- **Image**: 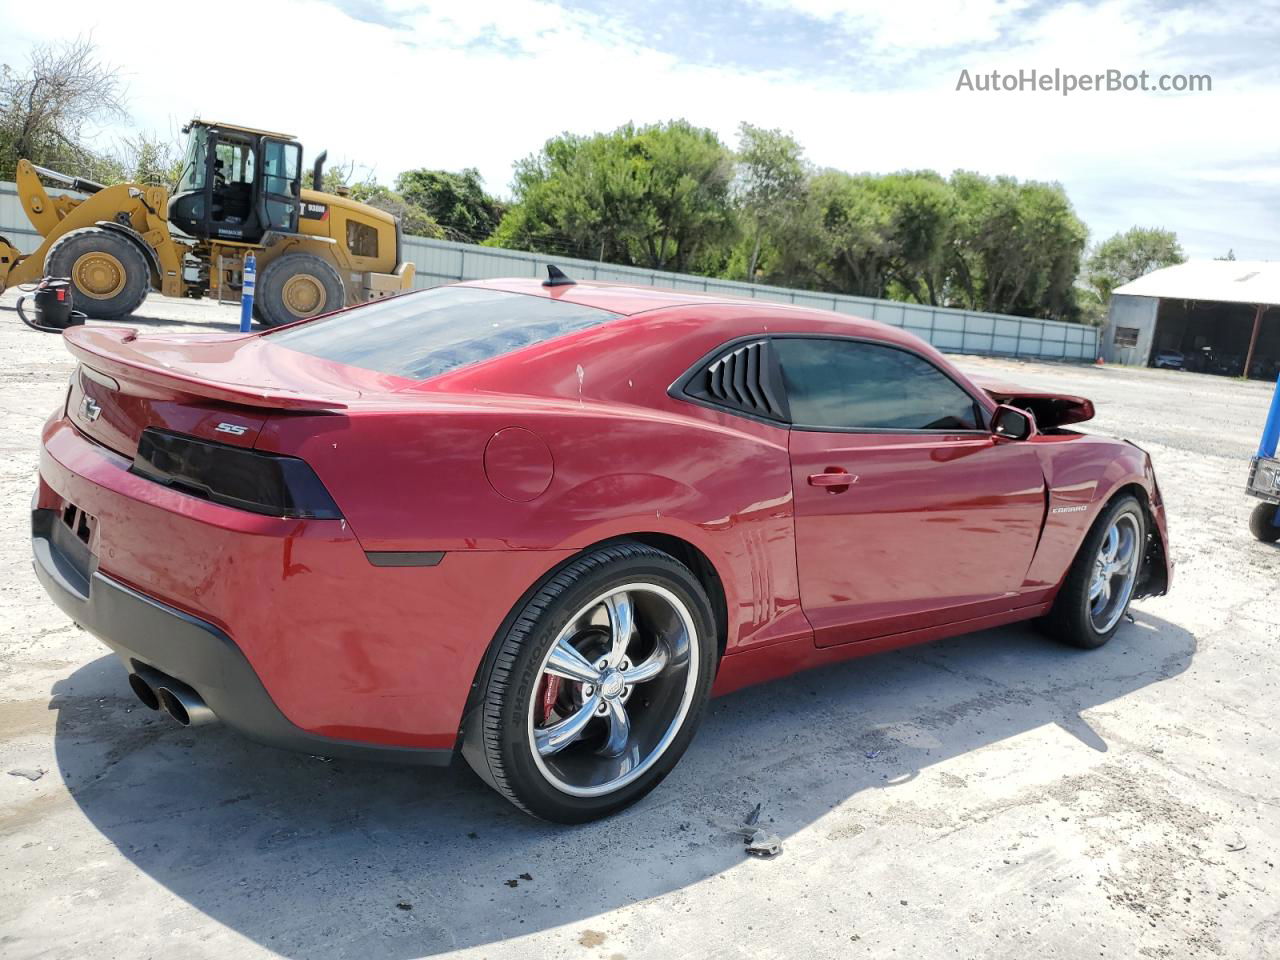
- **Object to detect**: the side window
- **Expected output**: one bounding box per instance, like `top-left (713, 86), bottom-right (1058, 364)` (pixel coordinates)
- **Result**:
top-left (346, 220), bottom-right (379, 258)
top-left (262, 140), bottom-right (299, 197)
top-left (775, 338), bottom-right (981, 431)
top-left (213, 139), bottom-right (253, 185)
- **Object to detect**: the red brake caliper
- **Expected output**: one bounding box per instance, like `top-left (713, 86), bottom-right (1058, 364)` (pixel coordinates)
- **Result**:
top-left (537, 674), bottom-right (562, 724)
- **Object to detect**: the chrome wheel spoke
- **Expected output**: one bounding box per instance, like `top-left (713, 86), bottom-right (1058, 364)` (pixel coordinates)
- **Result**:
top-left (535, 694), bottom-right (601, 756)
top-left (622, 644), bottom-right (669, 684)
top-left (545, 637), bottom-right (603, 684)
top-left (604, 591), bottom-right (635, 665)
top-left (1102, 526), bottom-right (1119, 562)
top-left (1115, 531), bottom-right (1137, 569)
top-left (1089, 576), bottom-right (1107, 600)
top-left (597, 698), bottom-right (632, 757)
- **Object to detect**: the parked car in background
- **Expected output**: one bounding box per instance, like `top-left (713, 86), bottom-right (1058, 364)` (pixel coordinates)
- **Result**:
top-left (1153, 349), bottom-right (1184, 370)
top-left (32, 275), bottom-right (1172, 822)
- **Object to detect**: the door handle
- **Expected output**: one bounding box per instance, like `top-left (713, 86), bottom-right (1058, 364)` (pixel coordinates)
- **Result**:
top-left (808, 470), bottom-right (856, 488)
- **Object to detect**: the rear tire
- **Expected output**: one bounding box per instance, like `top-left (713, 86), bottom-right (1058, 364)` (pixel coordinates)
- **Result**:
top-left (1249, 502), bottom-right (1280, 542)
top-left (463, 541), bottom-right (716, 823)
top-left (1044, 495), bottom-right (1146, 650)
top-left (45, 227), bottom-right (150, 320)
top-left (255, 252), bottom-right (344, 328)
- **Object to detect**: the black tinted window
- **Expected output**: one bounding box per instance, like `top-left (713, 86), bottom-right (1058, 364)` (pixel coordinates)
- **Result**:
top-left (775, 338), bottom-right (980, 430)
top-left (268, 286), bottom-right (619, 380)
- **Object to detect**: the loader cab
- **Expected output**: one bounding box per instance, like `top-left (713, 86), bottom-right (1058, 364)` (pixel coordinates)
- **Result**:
top-left (169, 121), bottom-right (302, 244)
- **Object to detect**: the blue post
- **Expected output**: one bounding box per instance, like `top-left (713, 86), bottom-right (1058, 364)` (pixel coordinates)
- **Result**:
top-left (239, 253), bottom-right (256, 333)
top-left (1258, 373), bottom-right (1280, 458)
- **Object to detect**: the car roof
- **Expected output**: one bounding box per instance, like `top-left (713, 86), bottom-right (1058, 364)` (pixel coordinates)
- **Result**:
top-left (461, 277), bottom-right (807, 318)
top-left (458, 276), bottom-right (932, 354)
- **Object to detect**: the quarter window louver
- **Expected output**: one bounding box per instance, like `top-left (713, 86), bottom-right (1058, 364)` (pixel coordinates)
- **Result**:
top-left (688, 340), bottom-right (788, 421)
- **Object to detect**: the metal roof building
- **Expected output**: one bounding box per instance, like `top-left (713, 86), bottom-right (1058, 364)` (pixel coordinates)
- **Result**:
top-left (1103, 260), bottom-right (1280, 377)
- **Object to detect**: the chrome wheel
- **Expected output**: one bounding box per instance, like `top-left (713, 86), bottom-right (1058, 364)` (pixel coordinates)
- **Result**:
top-left (1088, 512), bottom-right (1141, 633)
top-left (527, 583), bottom-right (699, 798)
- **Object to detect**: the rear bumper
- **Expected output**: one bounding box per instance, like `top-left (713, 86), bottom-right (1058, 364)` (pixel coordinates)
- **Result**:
top-left (33, 506), bottom-right (452, 765)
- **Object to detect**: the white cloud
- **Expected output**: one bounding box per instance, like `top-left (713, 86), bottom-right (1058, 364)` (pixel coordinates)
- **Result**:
top-left (747, 0), bottom-right (1036, 54)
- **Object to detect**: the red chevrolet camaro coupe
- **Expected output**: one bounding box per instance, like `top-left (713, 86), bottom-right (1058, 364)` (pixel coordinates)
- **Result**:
top-left (32, 273), bottom-right (1170, 821)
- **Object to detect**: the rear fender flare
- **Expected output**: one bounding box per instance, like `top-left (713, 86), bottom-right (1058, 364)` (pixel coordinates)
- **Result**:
top-left (455, 518), bottom-right (735, 755)
top-left (538, 472), bottom-right (737, 622)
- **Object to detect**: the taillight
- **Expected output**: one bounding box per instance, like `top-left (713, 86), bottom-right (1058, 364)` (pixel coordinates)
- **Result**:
top-left (131, 429), bottom-right (342, 519)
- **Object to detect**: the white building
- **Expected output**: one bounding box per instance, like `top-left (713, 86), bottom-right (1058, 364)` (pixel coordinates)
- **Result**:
top-left (1103, 260), bottom-right (1280, 378)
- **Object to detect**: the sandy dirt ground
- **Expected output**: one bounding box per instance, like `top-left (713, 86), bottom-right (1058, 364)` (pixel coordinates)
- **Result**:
top-left (0, 289), bottom-right (1277, 960)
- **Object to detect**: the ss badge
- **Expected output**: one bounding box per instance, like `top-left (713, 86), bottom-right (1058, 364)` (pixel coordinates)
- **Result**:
top-left (215, 422), bottom-right (248, 436)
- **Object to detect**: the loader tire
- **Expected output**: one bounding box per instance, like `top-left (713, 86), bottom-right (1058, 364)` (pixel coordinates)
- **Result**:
top-left (255, 253), bottom-right (345, 328)
top-left (45, 228), bottom-right (150, 320)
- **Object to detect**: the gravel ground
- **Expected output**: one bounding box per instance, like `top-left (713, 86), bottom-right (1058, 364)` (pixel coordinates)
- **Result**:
top-left (1, 289), bottom-right (1277, 960)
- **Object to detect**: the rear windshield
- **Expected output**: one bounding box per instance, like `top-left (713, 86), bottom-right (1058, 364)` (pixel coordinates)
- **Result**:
top-left (266, 286), bottom-right (620, 380)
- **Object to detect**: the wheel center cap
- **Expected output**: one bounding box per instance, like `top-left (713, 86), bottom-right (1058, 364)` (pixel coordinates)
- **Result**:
top-left (600, 672), bottom-right (626, 699)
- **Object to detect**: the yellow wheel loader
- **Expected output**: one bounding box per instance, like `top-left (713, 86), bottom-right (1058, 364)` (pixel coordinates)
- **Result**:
top-left (0, 120), bottom-right (416, 327)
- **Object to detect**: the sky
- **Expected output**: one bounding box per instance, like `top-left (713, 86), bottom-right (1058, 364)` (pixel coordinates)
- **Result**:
top-left (2, 0), bottom-right (1277, 259)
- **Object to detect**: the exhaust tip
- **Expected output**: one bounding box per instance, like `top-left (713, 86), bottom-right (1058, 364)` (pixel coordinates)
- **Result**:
top-left (156, 684), bottom-right (216, 727)
top-left (128, 672), bottom-right (160, 711)
top-left (157, 687), bottom-right (190, 725)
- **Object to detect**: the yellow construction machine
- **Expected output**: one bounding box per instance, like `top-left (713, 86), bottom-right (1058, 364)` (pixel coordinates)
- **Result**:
top-left (0, 120), bottom-right (415, 326)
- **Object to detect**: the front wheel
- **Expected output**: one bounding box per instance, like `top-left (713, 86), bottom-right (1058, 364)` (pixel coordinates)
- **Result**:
top-left (1249, 501), bottom-right (1280, 542)
top-left (1044, 495), bottom-right (1147, 650)
top-left (463, 542), bottom-right (716, 822)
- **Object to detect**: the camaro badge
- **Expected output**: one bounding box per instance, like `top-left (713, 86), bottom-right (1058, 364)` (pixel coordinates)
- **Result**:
top-left (80, 396), bottom-right (101, 422)
top-left (1051, 504), bottom-right (1087, 513)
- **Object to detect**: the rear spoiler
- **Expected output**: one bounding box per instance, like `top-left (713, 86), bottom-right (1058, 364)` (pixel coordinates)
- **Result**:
top-left (971, 376), bottom-right (1094, 428)
top-left (62, 327), bottom-right (349, 411)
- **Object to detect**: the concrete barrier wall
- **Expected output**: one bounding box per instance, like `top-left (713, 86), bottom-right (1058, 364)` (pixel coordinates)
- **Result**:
top-left (2, 181), bottom-right (1098, 361)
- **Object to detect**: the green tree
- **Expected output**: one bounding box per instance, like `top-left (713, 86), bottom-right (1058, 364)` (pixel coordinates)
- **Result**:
top-left (491, 120), bottom-right (737, 272)
top-left (493, 130), bottom-right (648, 263)
top-left (1085, 226), bottom-right (1186, 302)
top-left (878, 171), bottom-right (957, 306)
top-left (767, 170), bottom-right (960, 305)
top-left (735, 123), bottom-right (807, 281)
top-left (949, 172), bottom-right (1087, 320)
top-left (770, 170), bottom-right (895, 296)
top-left (395, 168), bottom-right (503, 243)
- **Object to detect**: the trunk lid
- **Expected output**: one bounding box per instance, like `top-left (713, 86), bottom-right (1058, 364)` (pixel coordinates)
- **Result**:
top-left (62, 326), bottom-right (412, 458)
